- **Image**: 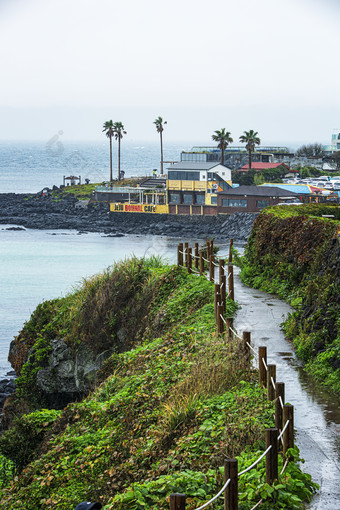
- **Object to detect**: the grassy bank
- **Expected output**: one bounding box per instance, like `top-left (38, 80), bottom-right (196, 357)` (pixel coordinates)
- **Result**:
top-left (237, 204), bottom-right (340, 393)
top-left (53, 177), bottom-right (147, 199)
top-left (0, 258), bottom-right (317, 509)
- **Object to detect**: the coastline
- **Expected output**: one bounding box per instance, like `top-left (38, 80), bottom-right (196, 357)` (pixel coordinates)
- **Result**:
top-left (0, 192), bottom-right (257, 240)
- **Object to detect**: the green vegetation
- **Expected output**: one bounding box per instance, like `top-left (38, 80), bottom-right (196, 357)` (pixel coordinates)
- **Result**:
top-left (0, 258), bottom-right (317, 508)
top-left (237, 204), bottom-right (340, 393)
top-left (232, 165), bottom-right (340, 186)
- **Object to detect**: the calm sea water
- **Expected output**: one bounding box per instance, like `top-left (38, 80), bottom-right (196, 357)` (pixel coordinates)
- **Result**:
top-left (0, 226), bottom-right (183, 378)
top-left (0, 140), bottom-right (192, 194)
top-left (0, 140), bottom-right (194, 378)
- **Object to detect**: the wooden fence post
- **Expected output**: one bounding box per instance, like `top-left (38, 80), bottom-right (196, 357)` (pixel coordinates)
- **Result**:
top-left (184, 242), bottom-right (189, 268)
top-left (242, 331), bottom-right (251, 366)
top-left (188, 248), bottom-right (192, 274)
top-left (275, 382), bottom-right (285, 446)
top-left (228, 238), bottom-right (233, 264)
top-left (219, 258), bottom-right (225, 286)
top-left (217, 303), bottom-right (224, 335)
top-left (170, 493), bottom-right (186, 510)
top-left (258, 346), bottom-right (267, 388)
top-left (199, 250), bottom-right (204, 276)
top-left (226, 317), bottom-right (234, 342)
top-left (214, 284), bottom-right (221, 321)
top-left (194, 242), bottom-right (199, 270)
top-left (177, 243), bottom-right (183, 267)
top-left (228, 265), bottom-right (234, 301)
top-left (266, 428), bottom-right (278, 485)
top-left (222, 274), bottom-right (227, 314)
top-left (209, 255), bottom-right (215, 282)
top-left (224, 458), bottom-right (238, 510)
top-left (267, 364), bottom-right (276, 401)
top-left (283, 405), bottom-right (294, 457)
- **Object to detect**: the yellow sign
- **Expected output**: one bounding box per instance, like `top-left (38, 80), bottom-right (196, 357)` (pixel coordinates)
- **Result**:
top-left (110, 203), bottom-right (169, 214)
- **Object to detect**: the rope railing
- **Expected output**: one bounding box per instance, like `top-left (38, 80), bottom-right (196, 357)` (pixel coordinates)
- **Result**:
top-left (249, 498), bottom-right (264, 510)
top-left (193, 478), bottom-right (231, 510)
top-left (229, 326), bottom-right (242, 341)
top-left (277, 419), bottom-right (290, 441)
top-left (238, 446), bottom-right (272, 476)
top-left (247, 341), bottom-right (257, 354)
top-left (173, 239), bottom-right (295, 510)
top-left (271, 376), bottom-right (276, 391)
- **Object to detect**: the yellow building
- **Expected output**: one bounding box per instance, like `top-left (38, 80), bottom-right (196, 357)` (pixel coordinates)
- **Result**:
top-left (166, 162), bottom-right (232, 213)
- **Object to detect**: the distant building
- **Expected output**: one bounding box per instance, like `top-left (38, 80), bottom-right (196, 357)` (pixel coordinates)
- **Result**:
top-left (217, 185), bottom-right (300, 213)
top-left (180, 146), bottom-right (293, 169)
top-left (238, 162), bottom-right (293, 172)
top-left (323, 130), bottom-right (340, 155)
top-left (167, 162), bottom-right (232, 214)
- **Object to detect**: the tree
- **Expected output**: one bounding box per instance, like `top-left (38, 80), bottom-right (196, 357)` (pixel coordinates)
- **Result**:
top-left (296, 143), bottom-right (324, 158)
top-left (239, 130), bottom-right (261, 170)
top-left (113, 122), bottom-right (127, 181)
top-left (102, 120), bottom-right (115, 183)
top-left (211, 128), bottom-right (233, 165)
top-left (154, 116), bottom-right (167, 175)
top-left (325, 151), bottom-right (340, 170)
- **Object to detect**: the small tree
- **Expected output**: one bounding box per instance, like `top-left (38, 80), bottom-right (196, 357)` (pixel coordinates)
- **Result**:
top-left (296, 143), bottom-right (324, 158)
top-left (113, 122), bottom-right (127, 181)
top-left (325, 151), bottom-right (340, 170)
top-left (239, 130), bottom-right (261, 170)
top-left (154, 117), bottom-right (167, 175)
top-left (102, 120), bottom-right (115, 183)
top-left (211, 128), bottom-right (233, 165)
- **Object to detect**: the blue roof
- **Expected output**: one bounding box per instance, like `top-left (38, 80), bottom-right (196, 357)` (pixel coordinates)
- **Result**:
top-left (260, 183), bottom-right (312, 194)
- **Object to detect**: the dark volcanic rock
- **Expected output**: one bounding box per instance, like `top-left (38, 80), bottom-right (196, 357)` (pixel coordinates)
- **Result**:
top-left (0, 192), bottom-right (257, 241)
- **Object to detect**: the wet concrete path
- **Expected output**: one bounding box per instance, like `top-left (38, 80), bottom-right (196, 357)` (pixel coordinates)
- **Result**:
top-left (233, 268), bottom-right (340, 509)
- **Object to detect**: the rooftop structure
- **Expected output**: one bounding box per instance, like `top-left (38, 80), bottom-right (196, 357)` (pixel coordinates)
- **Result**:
top-left (180, 145), bottom-right (293, 169)
top-left (239, 162), bottom-right (292, 172)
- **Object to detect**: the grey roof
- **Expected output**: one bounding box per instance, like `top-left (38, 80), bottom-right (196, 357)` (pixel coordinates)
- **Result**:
top-left (219, 185), bottom-right (299, 197)
top-left (167, 162), bottom-right (229, 171)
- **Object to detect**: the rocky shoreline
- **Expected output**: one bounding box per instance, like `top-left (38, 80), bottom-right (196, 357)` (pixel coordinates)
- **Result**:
top-left (0, 192), bottom-right (257, 240)
top-left (0, 191), bottom-right (258, 422)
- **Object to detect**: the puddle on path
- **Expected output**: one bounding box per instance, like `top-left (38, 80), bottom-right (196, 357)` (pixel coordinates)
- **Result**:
top-left (233, 269), bottom-right (340, 510)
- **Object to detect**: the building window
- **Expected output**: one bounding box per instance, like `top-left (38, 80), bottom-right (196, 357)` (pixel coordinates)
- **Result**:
top-left (222, 198), bottom-right (247, 207)
top-left (168, 171), bottom-right (200, 181)
top-left (195, 194), bottom-right (205, 205)
top-left (183, 194), bottom-right (193, 204)
top-left (211, 196), bottom-right (217, 205)
top-left (256, 200), bottom-right (270, 208)
top-left (169, 193), bottom-right (180, 204)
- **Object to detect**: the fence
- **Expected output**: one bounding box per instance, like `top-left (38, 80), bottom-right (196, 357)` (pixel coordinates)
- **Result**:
top-left (171, 239), bottom-right (294, 510)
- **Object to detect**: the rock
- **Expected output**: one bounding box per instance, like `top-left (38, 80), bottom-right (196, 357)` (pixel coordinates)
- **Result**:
top-left (35, 339), bottom-right (115, 408)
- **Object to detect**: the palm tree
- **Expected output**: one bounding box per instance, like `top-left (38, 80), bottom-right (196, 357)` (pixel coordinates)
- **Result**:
top-left (102, 120), bottom-right (115, 183)
top-left (113, 122), bottom-right (127, 181)
top-left (239, 130), bottom-right (261, 170)
top-left (154, 116), bottom-right (167, 175)
top-left (211, 128), bottom-right (233, 165)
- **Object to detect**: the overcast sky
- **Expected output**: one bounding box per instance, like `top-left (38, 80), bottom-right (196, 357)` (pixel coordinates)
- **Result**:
top-left (0, 0), bottom-right (339, 146)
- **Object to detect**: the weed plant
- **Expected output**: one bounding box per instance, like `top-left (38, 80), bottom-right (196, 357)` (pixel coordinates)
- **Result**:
top-left (0, 257), bottom-right (318, 508)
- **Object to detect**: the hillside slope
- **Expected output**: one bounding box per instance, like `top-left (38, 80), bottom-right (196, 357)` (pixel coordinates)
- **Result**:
top-left (0, 257), bottom-right (317, 509)
top-left (238, 204), bottom-right (340, 393)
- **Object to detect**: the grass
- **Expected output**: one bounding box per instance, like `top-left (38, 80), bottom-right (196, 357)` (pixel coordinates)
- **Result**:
top-left (0, 257), bottom-right (318, 509)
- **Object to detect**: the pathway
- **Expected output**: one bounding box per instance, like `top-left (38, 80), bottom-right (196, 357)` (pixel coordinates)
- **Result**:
top-left (233, 268), bottom-right (340, 510)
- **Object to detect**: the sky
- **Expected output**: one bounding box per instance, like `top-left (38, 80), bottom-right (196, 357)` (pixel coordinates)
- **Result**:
top-left (0, 0), bottom-right (339, 146)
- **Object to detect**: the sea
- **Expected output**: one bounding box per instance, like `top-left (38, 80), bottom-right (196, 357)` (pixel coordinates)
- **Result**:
top-left (0, 139), bottom-right (208, 379)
